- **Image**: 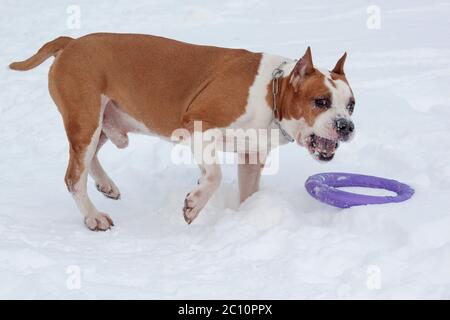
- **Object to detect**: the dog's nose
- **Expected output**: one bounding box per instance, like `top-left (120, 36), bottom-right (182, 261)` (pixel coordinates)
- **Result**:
top-left (335, 118), bottom-right (354, 138)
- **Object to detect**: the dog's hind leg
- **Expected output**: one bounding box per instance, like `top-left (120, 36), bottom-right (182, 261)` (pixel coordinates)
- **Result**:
top-left (54, 90), bottom-right (114, 231)
top-left (65, 119), bottom-right (114, 230)
top-left (47, 49), bottom-right (115, 230)
top-left (89, 131), bottom-right (121, 200)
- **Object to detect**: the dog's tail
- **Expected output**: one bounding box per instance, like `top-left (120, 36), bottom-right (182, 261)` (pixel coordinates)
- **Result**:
top-left (9, 36), bottom-right (74, 71)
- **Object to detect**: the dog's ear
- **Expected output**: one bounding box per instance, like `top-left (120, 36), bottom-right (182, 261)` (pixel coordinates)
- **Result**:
top-left (290, 47), bottom-right (314, 91)
top-left (331, 52), bottom-right (347, 75)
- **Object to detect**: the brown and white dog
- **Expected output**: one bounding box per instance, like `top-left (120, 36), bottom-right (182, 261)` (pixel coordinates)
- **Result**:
top-left (9, 33), bottom-right (355, 231)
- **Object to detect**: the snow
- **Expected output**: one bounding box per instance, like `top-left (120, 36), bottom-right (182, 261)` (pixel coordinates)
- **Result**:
top-left (1, 0), bottom-right (450, 299)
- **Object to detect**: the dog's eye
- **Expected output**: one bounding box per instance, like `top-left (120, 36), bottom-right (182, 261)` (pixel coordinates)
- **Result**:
top-left (347, 100), bottom-right (355, 114)
top-left (314, 98), bottom-right (330, 109)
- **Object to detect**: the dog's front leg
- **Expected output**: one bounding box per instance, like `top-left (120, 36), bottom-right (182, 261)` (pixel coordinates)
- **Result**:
top-left (183, 132), bottom-right (222, 224)
top-left (238, 153), bottom-right (265, 203)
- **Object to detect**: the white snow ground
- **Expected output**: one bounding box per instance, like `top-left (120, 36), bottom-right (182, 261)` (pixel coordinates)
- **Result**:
top-left (1, 0), bottom-right (450, 299)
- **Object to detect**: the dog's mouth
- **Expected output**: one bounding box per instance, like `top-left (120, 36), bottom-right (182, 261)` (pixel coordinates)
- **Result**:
top-left (306, 134), bottom-right (339, 162)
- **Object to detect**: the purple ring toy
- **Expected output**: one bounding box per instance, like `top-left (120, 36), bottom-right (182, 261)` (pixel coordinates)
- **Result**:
top-left (305, 172), bottom-right (414, 208)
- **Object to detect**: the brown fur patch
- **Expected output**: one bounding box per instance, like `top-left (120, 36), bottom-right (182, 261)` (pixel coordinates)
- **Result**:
top-left (266, 68), bottom-right (332, 126)
top-left (330, 72), bottom-right (348, 83)
top-left (181, 53), bottom-right (262, 132)
top-left (330, 72), bottom-right (354, 98)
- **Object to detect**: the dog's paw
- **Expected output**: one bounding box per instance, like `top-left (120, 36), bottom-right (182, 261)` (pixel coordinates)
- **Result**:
top-left (182, 191), bottom-right (207, 225)
top-left (96, 181), bottom-right (121, 200)
top-left (84, 213), bottom-right (114, 231)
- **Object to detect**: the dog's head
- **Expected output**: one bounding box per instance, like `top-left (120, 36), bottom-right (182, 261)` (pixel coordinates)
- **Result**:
top-left (281, 47), bottom-right (355, 162)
